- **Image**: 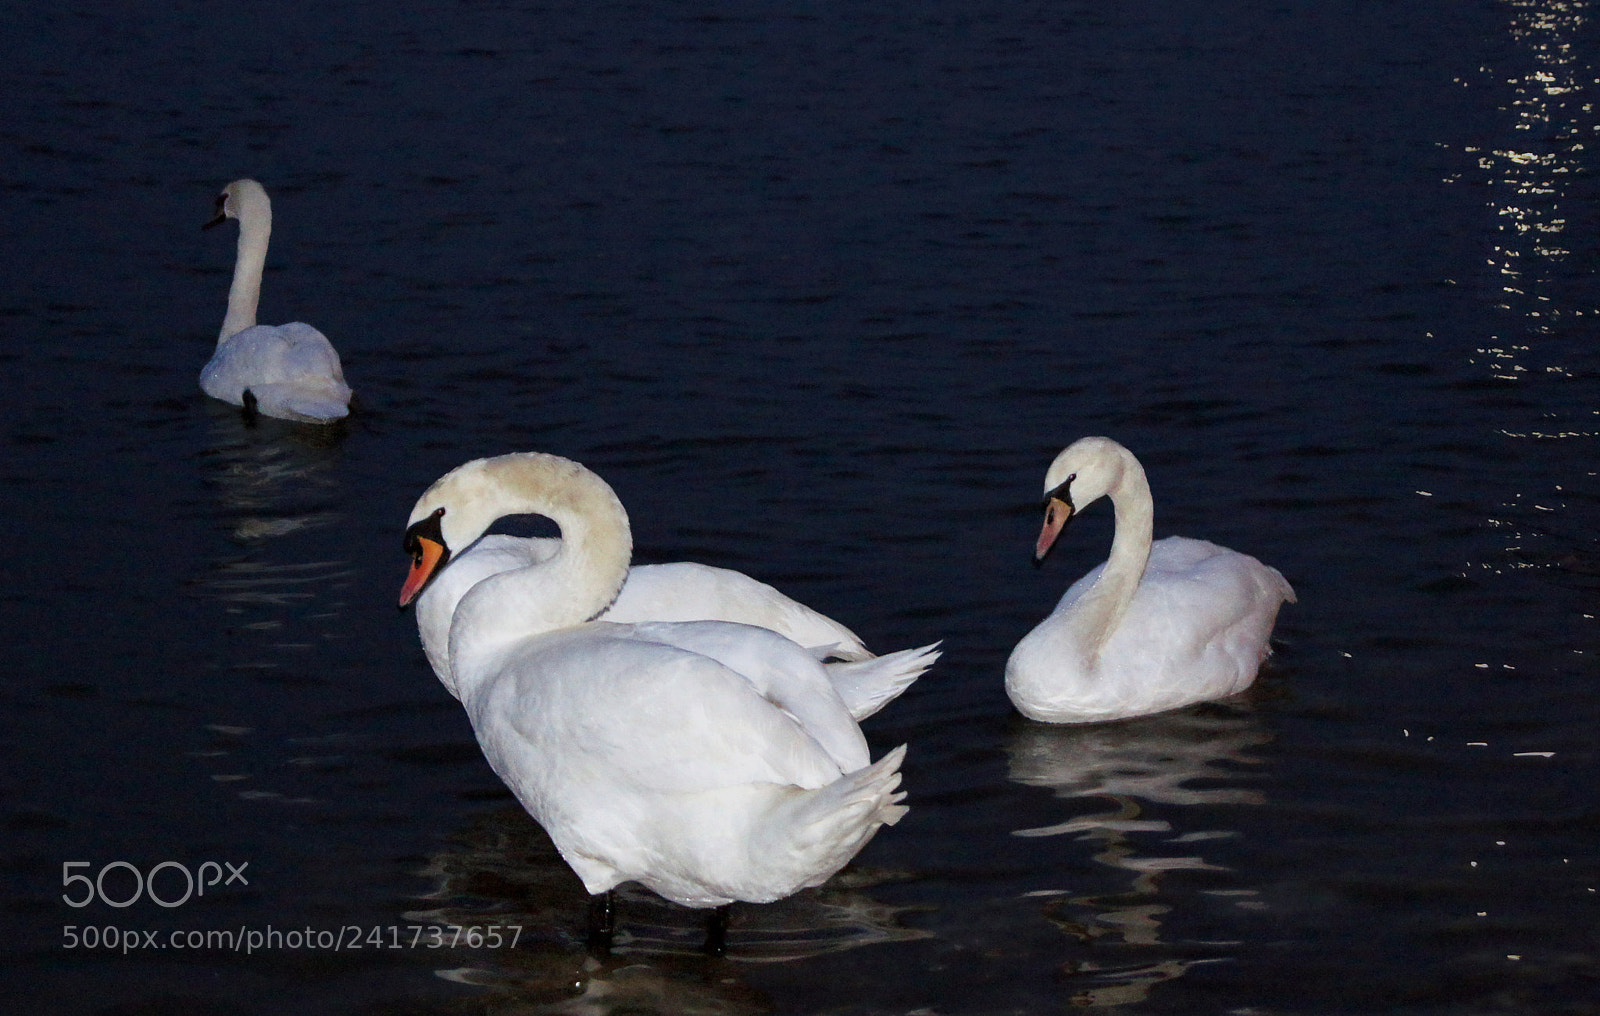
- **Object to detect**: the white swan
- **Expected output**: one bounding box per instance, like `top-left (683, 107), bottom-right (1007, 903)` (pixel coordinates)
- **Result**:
top-left (1006, 437), bottom-right (1295, 724)
top-left (397, 452), bottom-right (909, 945)
top-left (200, 179), bottom-right (352, 423)
top-left (413, 532), bottom-right (939, 717)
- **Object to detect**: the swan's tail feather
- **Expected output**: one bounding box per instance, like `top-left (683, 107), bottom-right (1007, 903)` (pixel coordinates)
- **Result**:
top-left (826, 643), bottom-right (941, 721)
top-left (1268, 565), bottom-right (1297, 604)
top-left (756, 745), bottom-right (908, 899)
top-left (823, 743), bottom-right (909, 828)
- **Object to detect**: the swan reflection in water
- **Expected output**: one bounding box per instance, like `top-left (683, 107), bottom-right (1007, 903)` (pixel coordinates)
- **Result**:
top-left (405, 805), bottom-right (929, 1014)
top-left (186, 409), bottom-right (356, 797)
top-left (1006, 702), bottom-right (1271, 1007)
top-left (195, 408), bottom-right (352, 626)
top-left (199, 403), bottom-right (347, 542)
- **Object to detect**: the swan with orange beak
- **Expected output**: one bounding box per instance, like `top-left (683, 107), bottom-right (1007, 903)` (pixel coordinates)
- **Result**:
top-left (1006, 437), bottom-right (1295, 724)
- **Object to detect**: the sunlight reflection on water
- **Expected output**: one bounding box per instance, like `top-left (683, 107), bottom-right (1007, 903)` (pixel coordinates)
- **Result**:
top-left (1470, 0), bottom-right (1597, 381)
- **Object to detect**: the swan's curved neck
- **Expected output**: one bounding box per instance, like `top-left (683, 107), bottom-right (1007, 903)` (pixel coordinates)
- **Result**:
top-left (1069, 450), bottom-right (1153, 659)
top-left (443, 457), bottom-right (632, 692)
top-left (220, 200), bottom-right (271, 343)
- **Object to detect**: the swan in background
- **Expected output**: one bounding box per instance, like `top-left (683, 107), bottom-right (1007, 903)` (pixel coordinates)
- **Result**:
top-left (413, 532), bottom-right (939, 717)
top-left (200, 179), bottom-right (352, 423)
top-left (1006, 437), bottom-right (1295, 724)
top-left (398, 452), bottom-right (910, 953)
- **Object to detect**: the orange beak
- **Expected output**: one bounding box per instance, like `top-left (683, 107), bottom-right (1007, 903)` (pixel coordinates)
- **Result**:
top-left (398, 536), bottom-right (448, 608)
top-left (1034, 496), bottom-right (1073, 563)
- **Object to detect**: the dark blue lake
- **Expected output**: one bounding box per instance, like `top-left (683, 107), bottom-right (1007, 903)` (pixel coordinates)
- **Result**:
top-left (4, 1), bottom-right (1597, 1012)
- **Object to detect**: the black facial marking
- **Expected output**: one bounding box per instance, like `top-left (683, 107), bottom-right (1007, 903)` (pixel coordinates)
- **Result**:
top-left (403, 507), bottom-right (448, 564)
top-left (1042, 472), bottom-right (1077, 513)
top-left (202, 193), bottom-right (229, 230)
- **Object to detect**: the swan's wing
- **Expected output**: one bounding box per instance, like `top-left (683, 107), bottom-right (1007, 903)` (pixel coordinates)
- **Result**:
top-left (220, 324), bottom-right (339, 384)
top-left (621, 620), bottom-right (871, 773)
top-left (201, 323), bottom-right (351, 419)
top-left (823, 642), bottom-right (941, 720)
top-left (1129, 537), bottom-right (1293, 659)
top-left (1145, 537), bottom-right (1293, 604)
top-left (199, 329), bottom-right (263, 403)
top-left (276, 322), bottom-right (347, 377)
top-left (474, 625), bottom-right (852, 796)
top-left (607, 563), bottom-right (870, 659)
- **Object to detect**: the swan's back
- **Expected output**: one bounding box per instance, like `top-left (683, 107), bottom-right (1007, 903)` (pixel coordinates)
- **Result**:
top-left (201, 322), bottom-right (351, 422)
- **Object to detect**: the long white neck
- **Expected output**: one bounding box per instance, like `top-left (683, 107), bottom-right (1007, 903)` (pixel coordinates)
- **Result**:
top-left (414, 535), bottom-right (559, 696)
top-left (220, 196), bottom-right (271, 343)
top-left (1066, 448), bottom-right (1153, 660)
top-left (435, 456), bottom-right (632, 695)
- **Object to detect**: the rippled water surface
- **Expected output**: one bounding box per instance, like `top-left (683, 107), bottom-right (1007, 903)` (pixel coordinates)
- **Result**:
top-left (4, 1), bottom-right (1598, 1013)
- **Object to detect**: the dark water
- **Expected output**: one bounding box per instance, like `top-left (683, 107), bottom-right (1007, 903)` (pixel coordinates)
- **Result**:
top-left (4, 1), bottom-right (1598, 1012)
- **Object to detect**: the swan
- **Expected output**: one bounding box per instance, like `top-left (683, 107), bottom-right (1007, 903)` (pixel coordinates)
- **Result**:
top-left (1005, 437), bottom-right (1295, 724)
top-left (412, 532), bottom-right (939, 717)
top-left (398, 452), bottom-right (910, 952)
top-left (200, 179), bottom-right (352, 423)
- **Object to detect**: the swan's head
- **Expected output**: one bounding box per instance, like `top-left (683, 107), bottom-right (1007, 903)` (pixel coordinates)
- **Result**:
top-left (400, 506), bottom-right (452, 608)
top-left (1034, 436), bottom-right (1134, 562)
top-left (398, 452), bottom-right (630, 608)
top-left (203, 178), bottom-right (270, 231)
